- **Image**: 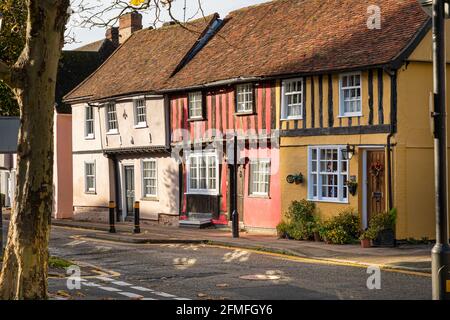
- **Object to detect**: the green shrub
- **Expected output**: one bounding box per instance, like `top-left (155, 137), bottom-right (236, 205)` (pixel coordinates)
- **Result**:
top-left (276, 221), bottom-right (291, 239)
top-left (276, 200), bottom-right (318, 241)
top-left (319, 208), bottom-right (360, 244)
top-left (364, 208), bottom-right (397, 240)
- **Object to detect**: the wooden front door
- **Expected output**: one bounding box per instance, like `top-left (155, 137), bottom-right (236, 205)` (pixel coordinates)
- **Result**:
top-left (237, 165), bottom-right (245, 222)
top-left (367, 150), bottom-right (386, 222)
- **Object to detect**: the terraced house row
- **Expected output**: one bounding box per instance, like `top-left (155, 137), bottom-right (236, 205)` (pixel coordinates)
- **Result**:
top-left (64, 0), bottom-right (450, 239)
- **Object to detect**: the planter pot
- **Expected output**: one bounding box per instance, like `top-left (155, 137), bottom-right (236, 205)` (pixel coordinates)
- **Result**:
top-left (360, 239), bottom-right (371, 248)
top-left (372, 229), bottom-right (396, 247)
top-left (313, 232), bottom-right (321, 242)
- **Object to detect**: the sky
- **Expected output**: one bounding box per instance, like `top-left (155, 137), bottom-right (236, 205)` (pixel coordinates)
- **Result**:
top-left (64, 0), bottom-right (271, 50)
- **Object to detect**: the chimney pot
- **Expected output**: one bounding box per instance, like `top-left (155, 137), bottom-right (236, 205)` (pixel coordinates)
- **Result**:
top-left (105, 27), bottom-right (119, 46)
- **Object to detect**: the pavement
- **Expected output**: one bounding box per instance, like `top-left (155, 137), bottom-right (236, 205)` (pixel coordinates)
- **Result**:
top-left (50, 218), bottom-right (433, 274)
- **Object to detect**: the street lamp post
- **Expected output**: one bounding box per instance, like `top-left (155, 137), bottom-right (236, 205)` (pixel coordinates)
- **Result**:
top-left (0, 11), bottom-right (3, 258)
top-left (418, 0), bottom-right (450, 300)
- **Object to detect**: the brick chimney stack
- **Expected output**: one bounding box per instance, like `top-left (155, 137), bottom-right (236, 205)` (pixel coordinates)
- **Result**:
top-left (105, 27), bottom-right (119, 47)
top-left (119, 12), bottom-right (143, 44)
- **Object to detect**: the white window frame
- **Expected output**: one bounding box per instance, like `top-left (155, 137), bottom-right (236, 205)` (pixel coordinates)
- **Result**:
top-left (84, 161), bottom-right (96, 193)
top-left (339, 72), bottom-right (362, 117)
top-left (85, 105), bottom-right (95, 139)
top-left (134, 98), bottom-right (147, 128)
top-left (307, 146), bottom-right (349, 203)
top-left (281, 78), bottom-right (304, 120)
top-left (249, 159), bottom-right (271, 196)
top-left (236, 83), bottom-right (254, 114)
top-left (186, 151), bottom-right (219, 195)
top-left (188, 91), bottom-right (203, 120)
top-left (105, 102), bottom-right (119, 134)
top-left (141, 159), bottom-right (158, 198)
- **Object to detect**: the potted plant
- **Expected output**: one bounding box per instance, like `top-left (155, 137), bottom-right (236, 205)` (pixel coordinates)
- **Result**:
top-left (345, 179), bottom-right (358, 196)
top-left (359, 231), bottom-right (372, 248)
top-left (366, 208), bottom-right (397, 247)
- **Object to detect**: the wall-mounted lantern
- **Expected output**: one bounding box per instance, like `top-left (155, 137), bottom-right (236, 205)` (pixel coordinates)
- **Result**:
top-left (341, 144), bottom-right (356, 161)
top-left (286, 173), bottom-right (304, 185)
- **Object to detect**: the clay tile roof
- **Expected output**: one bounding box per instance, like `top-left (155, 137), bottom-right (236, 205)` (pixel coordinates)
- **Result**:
top-left (64, 15), bottom-right (218, 102)
top-left (163, 0), bottom-right (429, 90)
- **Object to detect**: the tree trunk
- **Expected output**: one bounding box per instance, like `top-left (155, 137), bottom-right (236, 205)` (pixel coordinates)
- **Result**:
top-left (0, 0), bottom-right (69, 300)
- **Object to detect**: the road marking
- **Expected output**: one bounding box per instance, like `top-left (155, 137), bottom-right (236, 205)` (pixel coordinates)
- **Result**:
top-left (153, 291), bottom-right (177, 298)
top-left (142, 298), bottom-right (157, 300)
top-left (111, 281), bottom-right (132, 286)
top-left (99, 286), bottom-right (122, 292)
top-left (96, 276), bottom-right (115, 282)
top-left (82, 282), bottom-right (101, 287)
top-left (207, 244), bottom-right (431, 278)
top-left (174, 298), bottom-right (191, 300)
top-left (65, 240), bottom-right (86, 247)
top-left (131, 286), bottom-right (154, 292)
top-left (118, 292), bottom-right (143, 299)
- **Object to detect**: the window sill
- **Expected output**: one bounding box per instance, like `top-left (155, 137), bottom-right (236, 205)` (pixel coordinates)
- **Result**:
top-left (85, 136), bottom-right (95, 140)
top-left (142, 196), bottom-right (159, 202)
top-left (235, 111), bottom-right (256, 117)
top-left (307, 198), bottom-right (349, 204)
top-left (134, 124), bottom-right (148, 129)
top-left (338, 114), bottom-right (363, 118)
top-left (106, 131), bottom-right (119, 135)
top-left (185, 192), bottom-right (220, 196)
top-left (187, 117), bottom-right (205, 122)
top-left (281, 117), bottom-right (303, 121)
top-left (248, 194), bottom-right (271, 199)
top-left (85, 191), bottom-right (97, 195)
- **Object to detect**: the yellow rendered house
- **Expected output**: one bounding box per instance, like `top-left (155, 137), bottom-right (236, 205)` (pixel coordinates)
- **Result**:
top-left (276, 0), bottom-right (450, 240)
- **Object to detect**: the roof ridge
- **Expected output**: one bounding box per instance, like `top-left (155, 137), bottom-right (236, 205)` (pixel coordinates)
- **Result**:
top-left (228, 0), bottom-right (287, 15)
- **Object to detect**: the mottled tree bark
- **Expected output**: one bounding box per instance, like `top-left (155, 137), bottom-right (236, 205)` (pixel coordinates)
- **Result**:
top-left (0, 0), bottom-right (70, 300)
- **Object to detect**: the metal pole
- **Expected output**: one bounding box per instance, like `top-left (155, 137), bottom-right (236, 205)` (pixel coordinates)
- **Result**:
top-left (109, 201), bottom-right (116, 233)
top-left (134, 201), bottom-right (140, 234)
top-left (232, 135), bottom-right (239, 238)
top-left (0, 181), bottom-right (3, 257)
top-left (431, 0), bottom-right (450, 300)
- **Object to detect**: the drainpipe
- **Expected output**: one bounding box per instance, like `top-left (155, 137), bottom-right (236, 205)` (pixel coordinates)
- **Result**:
top-left (386, 69), bottom-right (398, 211)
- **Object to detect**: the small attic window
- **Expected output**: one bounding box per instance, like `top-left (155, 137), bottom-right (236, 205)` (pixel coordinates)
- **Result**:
top-left (188, 91), bottom-right (204, 120)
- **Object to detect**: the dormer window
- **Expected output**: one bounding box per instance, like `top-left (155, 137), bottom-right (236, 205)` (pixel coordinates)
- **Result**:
top-left (106, 102), bottom-right (118, 134)
top-left (134, 98), bottom-right (147, 128)
top-left (236, 83), bottom-right (254, 114)
top-left (188, 91), bottom-right (204, 120)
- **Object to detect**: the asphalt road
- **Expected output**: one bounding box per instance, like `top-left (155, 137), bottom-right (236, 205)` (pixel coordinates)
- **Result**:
top-left (42, 226), bottom-right (432, 300)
